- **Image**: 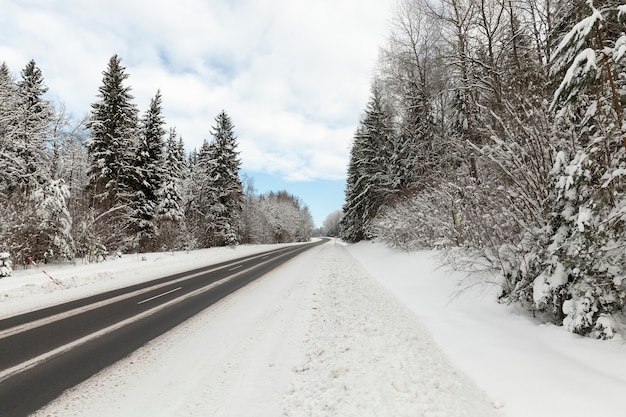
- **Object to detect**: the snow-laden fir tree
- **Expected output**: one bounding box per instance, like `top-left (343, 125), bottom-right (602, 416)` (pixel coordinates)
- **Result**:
top-left (341, 85), bottom-right (395, 242)
top-left (16, 59), bottom-right (52, 190)
top-left (184, 139), bottom-right (213, 248)
top-left (0, 62), bottom-right (21, 195)
top-left (155, 128), bottom-right (187, 250)
top-left (204, 111), bottom-right (244, 246)
top-left (86, 54), bottom-right (140, 253)
top-left (0, 63), bottom-right (22, 257)
top-left (0, 61), bottom-right (74, 263)
top-left (380, 0), bottom-right (440, 189)
top-left (128, 90), bottom-right (166, 251)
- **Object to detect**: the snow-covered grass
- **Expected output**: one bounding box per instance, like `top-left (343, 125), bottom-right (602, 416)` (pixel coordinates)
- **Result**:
top-left (1, 239), bottom-right (625, 416)
top-left (346, 241), bottom-right (626, 417)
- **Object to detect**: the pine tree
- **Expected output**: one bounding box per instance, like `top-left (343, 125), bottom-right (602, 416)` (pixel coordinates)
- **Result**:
top-left (394, 82), bottom-right (435, 189)
top-left (128, 90), bottom-right (166, 250)
top-left (0, 61), bottom-right (74, 262)
top-left (86, 54), bottom-right (140, 252)
top-left (16, 59), bottom-right (51, 191)
top-left (185, 139), bottom-right (214, 247)
top-left (156, 128), bottom-right (186, 250)
top-left (341, 86), bottom-right (395, 242)
top-left (0, 62), bottom-right (21, 194)
top-left (204, 111), bottom-right (244, 246)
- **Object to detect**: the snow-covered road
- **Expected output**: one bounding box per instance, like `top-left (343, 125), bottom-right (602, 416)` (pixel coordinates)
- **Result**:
top-left (3, 239), bottom-right (625, 417)
top-left (28, 241), bottom-right (500, 416)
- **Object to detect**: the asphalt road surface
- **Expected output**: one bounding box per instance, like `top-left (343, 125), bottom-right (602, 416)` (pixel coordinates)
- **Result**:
top-left (0, 240), bottom-right (326, 416)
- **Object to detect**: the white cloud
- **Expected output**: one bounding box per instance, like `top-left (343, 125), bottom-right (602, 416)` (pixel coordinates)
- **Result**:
top-left (0, 0), bottom-right (392, 182)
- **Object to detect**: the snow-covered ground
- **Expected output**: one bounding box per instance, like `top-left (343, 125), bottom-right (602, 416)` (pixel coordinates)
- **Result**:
top-left (1, 239), bottom-right (625, 416)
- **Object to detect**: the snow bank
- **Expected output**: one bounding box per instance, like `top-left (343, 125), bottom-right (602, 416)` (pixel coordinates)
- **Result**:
top-left (285, 243), bottom-right (501, 416)
top-left (347, 241), bottom-right (626, 417)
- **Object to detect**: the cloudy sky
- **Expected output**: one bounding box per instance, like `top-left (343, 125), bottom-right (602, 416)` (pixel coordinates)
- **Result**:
top-left (0, 0), bottom-right (393, 226)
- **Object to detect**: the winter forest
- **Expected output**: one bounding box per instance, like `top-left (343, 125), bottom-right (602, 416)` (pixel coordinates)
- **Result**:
top-left (0, 54), bottom-right (313, 270)
top-left (341, 0), bottom-right (626, 339)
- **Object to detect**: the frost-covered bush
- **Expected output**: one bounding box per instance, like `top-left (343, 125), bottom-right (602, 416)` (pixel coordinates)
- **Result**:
top-left (370, 187), bottom-right (454, 251)
top-left (0, 252), bottom-right (12, 277)
top-left (32, 179), bottom-right (75, 260)
top-left (372, 178), bottom-right (525, 266)
top-left (497, 1), bottom-right (626, 339)
top-left (503, 144), bottom-right (626, 339)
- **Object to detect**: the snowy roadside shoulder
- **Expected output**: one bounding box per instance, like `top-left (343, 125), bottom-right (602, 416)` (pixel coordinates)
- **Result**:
top-left (285, 242), bottom-right (502, 417)
top-left (346, 240), bottom-right (626, 417)
top-left (0, 243), bottom-right (301, 318)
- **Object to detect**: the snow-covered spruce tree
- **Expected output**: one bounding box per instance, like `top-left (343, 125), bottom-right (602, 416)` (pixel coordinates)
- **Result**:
top-left (380, 0), bottom-right (439, 190)
top-left (0, 63), bottom-right (22, 194)
top-left (184, 141), bottom-right (211, 248)
top-left (127, 90), bottom-right (166, 251)
top-left (0, 62), bottom-right (18, 255)
top-left (86, 55), bottom-right (140, 254)
top-left (203, 111), bottom-right (244, 247)
top-left (0, 61), bottom-right (75, 263)
top-left (16, 59), bottom-right (52, 191)
top-left (341, 85), bottom-right (395, 242)
top-left (155, 128), bottom-right (187, 250)
top-left (0, 62), bottom-right (21, 255)
top-left (20, 61), bottom-right (77, 262)
top-left (524, 0), bottom-right (626, 338)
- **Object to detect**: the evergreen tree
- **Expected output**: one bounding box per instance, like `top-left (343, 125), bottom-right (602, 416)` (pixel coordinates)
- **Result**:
top-left (16, 59), bottom-right (52, 191)
top-left (341, 86), bottom-right (395, 242)
top-left (185, 139), bottom-right (213, 247)
top-left (128, 90), bottom-right (166, 250)
top-left (0, 62), bottom-right (21, 194)
top-left (156, 128), bottom-right (186, 250)
top-left (394, 82), bottom-right (435, 189)
top-left (0, 61), bottom-right (74, 262)
top-left (204, 111), bottom-right (244, 246)
top-left (86, 54), bottom-right (140, 252)
top-left (526, 0), bottom-right (626, 338)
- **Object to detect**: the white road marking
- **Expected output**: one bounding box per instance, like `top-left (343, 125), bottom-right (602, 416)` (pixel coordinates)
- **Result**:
top-left (228, 265), bottom-right (243, 271)
top-left (137, 287), bottom-right (182, 305)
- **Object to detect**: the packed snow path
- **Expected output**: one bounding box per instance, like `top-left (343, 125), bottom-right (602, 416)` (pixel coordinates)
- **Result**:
top-left (33, 242), bottom-right (501, 416)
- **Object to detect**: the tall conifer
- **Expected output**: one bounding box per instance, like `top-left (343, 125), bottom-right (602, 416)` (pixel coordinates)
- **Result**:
top-left (205, 111), bottom-right (243, 246)
top-left (86, 54), bottom-right (140, 251)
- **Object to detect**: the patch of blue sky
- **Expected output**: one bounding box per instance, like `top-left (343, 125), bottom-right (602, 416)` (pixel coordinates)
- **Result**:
top-left (242, 171), bottom-right (345, 228)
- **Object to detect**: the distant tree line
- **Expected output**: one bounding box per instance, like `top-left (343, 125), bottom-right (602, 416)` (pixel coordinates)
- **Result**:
top-left (341, 0), bottom-right (626, 339)
top-left (0, 54), bottom-right (313, 265)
